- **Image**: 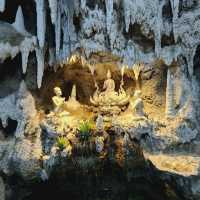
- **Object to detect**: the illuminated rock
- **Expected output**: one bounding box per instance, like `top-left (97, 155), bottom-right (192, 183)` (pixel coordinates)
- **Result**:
top-left (64, 84), bottom-right (81, 112)
top-left (131, 90), bottom-right (145, 119)
top-left (165, 68), bottom-right (175, 118)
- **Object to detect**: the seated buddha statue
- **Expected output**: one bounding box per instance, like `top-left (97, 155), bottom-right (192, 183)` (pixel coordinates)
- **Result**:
top-left (102, 70), bottom-right (117, 96)
top-left (90, 69), bottom-right (130, 120)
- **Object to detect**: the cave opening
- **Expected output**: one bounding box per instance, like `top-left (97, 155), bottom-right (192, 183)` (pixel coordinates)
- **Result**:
top-left (124, 23), bottom-right (155, 53)
top-left (0, 54), bottom-right (22, 97)
top-left (162, 0), bottom-right (173, 23)
top-left (18, 168), bottom-right (183, 200)
top-left (193, 45), bottom-right (200, 78)
top-left (62, 80), bottom-right (74, 100)
top-left (161, 33), bottom-right (175, 48)
top-left (86, 0), bottom-right (106, 10)
top-left (0, 118), bottom-right (18, 138)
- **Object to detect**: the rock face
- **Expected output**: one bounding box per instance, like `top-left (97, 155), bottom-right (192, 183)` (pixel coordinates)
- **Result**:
top-left (0, 177), bottom-right (5, 200)
top-left (0, 0), bottom-right (200, 200)
top-left (0, 0), bottom-right (200, 87)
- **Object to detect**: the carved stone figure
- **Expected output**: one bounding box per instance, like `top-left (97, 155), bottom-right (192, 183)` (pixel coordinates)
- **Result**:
top-left (95, 136), bottom-right (104, 153)
top-left (52, 87), bottom-right (65, 113)
top-left (96, 114), bottom-right (104, 132)
top-left (103, 69), bottom-right (116, 95)
top-left (131, 90), bottom-right (145, 117)
top-left (90, 69), bottom-right (130, 121)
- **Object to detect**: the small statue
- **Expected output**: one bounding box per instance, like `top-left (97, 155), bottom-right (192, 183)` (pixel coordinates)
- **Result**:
top-left (103, 70), bottom-right (116, 95)
top-left (131, 90), bottom-right (145, 117)
top-left (96, 114), bottom-right (104, 132)
top-left (95, 136), bottom-right (104, 153)
top-left (90, 68), bottom-right (130, 121)
top-left (52, 87), bottom-right (65, 113)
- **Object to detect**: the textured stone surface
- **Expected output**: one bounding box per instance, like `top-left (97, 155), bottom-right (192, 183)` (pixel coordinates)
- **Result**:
top-left (0, 1), bottom-right (200, 199)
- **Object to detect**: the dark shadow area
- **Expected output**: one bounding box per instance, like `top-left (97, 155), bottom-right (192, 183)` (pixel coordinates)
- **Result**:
top-left (193, 45), bottom-right (200, 78)
top-left (161, 33), bottom-right (175, 48)
top-left (86, 0), bottom-right (106, 10)
top-left (124, 23), bottom-right (155, 53)
top-left (178, 0), bottom-right (198, 17)
top-left (162, 0), bottom-right (173, 23)
top-left (0, 54), bottom-right (22, 97)
top-left (16, 165), bottom-right (184, 200)
top-left (0, 118), bottom-right (18, 138)
top-left (0, 0), bottom-right (36, 35)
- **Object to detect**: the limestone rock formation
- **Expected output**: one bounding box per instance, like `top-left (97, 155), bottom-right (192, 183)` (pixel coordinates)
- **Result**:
top-left (0, 1), bottom-right (200, 200)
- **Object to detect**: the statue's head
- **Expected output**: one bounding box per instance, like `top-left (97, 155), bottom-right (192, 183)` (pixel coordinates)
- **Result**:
top-left (107, 69), bottom-right (111, 79)
top-left (54, 87), bottom-right (62, 96)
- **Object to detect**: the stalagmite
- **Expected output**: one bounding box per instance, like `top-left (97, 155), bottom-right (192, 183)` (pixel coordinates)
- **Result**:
top-left (48, 0), bottom-right (57, 25)
top-left (0, 0), bottom-right (5, 12)
top-left (48, 48), bottom-right (56, 68)
top-left (166, 68), bottom-right (175, 118)
top-left (35, 0), bottom-right (46, 48)
top-left (36, 48), bottom-right (45, 88)
top-left (12, 6), bottom-right (28, 36)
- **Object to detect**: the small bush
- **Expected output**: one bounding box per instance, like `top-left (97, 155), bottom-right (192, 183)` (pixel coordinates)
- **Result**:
top-left (57, 136), bottom-right (70, 151)
top-left (78, 120), bottom-right (92, 142)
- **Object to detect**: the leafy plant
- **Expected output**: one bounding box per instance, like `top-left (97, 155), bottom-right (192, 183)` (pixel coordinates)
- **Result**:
top-left (57, 136), bottom-right (70, 151)
top-left (78, 120), bottom-right (92, 142)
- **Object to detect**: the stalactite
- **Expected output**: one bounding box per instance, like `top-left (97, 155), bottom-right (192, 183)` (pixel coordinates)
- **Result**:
top-left (123, 0), bottom-right (131, 33)
top-left (35, 0), bottom-right (46, 48)
top-left (36, 48), bottom-right (45, 88)
top-left (170, 0), bottom-right (180, 42)
top-left (48, 48), bottom-right (56, 67)
top-left (55, 4), bottom-right (61, 60)
top-left (62, 23), bottom-right (71, 62)
top-left (12, 6), bottom-right (29, 36)
top-left (166, 68), bottom-right (175, 118)
top-left (80, 0), bottom-right (86, 10)
top-left (48, 0), bottom-right (57, 25)
top-left (105, 0), bottom-right (113, 36)
top-left (0, 0), bottom-right (5, 12)
top-left (20, 38), bottom-right (36, 74)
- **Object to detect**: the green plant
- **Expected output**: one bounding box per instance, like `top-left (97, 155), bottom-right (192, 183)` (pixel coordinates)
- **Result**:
top-left (78, 120), bottom-right (92, 142)
top-left (57, 136), bottom-right (70, 151)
